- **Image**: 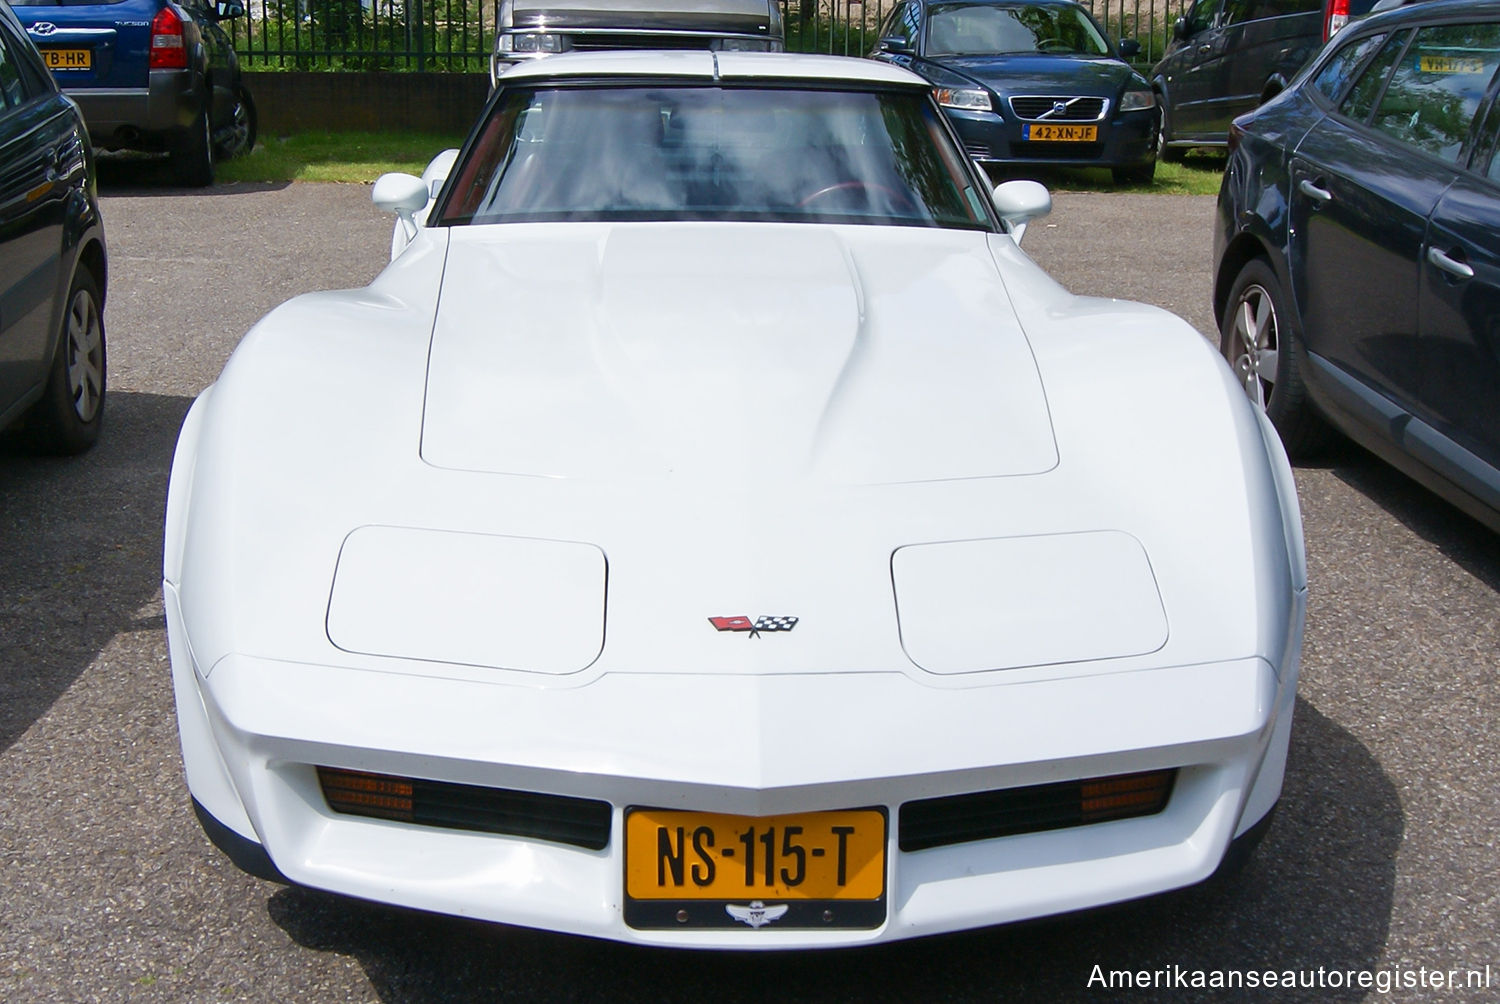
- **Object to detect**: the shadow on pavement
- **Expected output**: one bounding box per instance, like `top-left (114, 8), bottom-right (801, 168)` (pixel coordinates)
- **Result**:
top-left (95, 154), bottom-right (291, 196)
top-left (266, 699), bottom-right (1400, 1003)
top-left (1303, 441), bottom-right (1500, 592)
top-left (0, 391), bottom-right (191, 750)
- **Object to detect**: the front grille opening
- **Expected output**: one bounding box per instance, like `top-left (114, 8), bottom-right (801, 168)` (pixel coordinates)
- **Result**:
top-left (899, 769), bottom-right (1176, 852)
top-left (1009, 95), bottom-right (1107, 120)
top-left (317, 767), bottom-right (612, 851)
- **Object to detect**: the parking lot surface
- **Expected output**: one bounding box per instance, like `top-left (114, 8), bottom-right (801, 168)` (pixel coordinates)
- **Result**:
top-left (1, 178), bottom-right (1497, 1002)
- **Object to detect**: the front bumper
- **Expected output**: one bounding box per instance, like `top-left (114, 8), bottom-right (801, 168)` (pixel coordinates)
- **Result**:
top-left (66, 69), bottom-right (200, 148)
top-left (945, 106), bottom-right (1158, 170)
top-left (167, 582), bottom-right (1299, 949)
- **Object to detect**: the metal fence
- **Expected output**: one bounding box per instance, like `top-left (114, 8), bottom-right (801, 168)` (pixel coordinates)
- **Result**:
top-left (227, 0), bottom-right (1191, 73)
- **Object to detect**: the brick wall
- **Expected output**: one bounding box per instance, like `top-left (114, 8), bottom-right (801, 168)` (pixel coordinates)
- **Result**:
top-left (244, 72), bottom-right (491, 136)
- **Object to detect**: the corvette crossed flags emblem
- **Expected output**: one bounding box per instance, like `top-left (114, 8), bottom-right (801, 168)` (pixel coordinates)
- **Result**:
top-left (709, 615), bottom-right (799, 637)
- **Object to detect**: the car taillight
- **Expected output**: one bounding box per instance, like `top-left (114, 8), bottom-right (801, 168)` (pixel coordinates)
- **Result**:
top-left (1325, 0), bottom-right (1349, 41)
top-left (149, 5), bottom-right (187, 70)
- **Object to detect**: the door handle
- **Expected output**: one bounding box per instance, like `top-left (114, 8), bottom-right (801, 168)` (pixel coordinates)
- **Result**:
top-left (1427, 246), bottom-right (1475, 280)
top-left (1298, 178), bottom-right (1332, 204)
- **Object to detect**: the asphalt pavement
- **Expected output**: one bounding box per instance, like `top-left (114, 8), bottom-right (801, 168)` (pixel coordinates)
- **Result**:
top-left (1, 170), bottom-right (1497, 1002)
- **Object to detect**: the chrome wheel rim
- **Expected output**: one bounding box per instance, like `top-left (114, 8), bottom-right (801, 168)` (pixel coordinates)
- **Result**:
top-left (65, 288), bottom-right (103, 422)
top-left (225, 97), bottom-right (251, 156)
top-left (1229, 283), bottom-right (1279, 410)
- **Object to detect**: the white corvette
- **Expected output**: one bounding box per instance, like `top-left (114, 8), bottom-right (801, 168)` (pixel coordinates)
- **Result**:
top-left (164, 51), bottom-right (1306, 948)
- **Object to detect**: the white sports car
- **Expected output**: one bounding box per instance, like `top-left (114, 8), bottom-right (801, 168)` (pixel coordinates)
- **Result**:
top-left (164, 51), bottom-right (1306, 949)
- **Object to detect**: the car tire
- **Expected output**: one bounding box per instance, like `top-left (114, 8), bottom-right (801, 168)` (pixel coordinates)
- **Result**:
top-left (1220, 258), bottom-right (1332, 458)
top-left (1112, 160), bottom-right (1156, 185)
top-left (170, 98), bottom-right (214, 187)
top-left (214, 86), bottom-right (257, 161)
top-left (23, 267), bottom-right (106, 455)
top-left (1156, 93), bottom-right (1185, 163)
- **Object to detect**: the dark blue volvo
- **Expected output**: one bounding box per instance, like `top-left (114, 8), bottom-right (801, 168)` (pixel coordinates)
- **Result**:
top-left (0, 0), bottom-right (106, 453)
top-left (1215, 0), bottom-right (1500, 532)
top-left (869, 0), bottom-right (1158, 184)
top-left (11, 0), bottom-right (252, 185)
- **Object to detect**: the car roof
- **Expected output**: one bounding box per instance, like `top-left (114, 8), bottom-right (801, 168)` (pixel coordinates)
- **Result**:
top-left (1362, 0), bottom-right (1500, 25)
top-left (497, 50), bottom-right (930, 89)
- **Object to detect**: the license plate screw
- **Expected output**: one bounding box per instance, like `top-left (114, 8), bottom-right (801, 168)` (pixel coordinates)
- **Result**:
top-left (676, 909), bottom-right (689, 924)
top-left (822, 910), bottom-right (835, 923)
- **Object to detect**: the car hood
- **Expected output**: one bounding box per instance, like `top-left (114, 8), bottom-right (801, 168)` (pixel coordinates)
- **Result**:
top-left (420, 222), bottom-right (1058, 485)
top-left (926, 54), bottom-right (1132, 96)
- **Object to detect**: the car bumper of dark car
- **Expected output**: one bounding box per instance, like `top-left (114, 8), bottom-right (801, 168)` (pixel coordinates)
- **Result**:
top-left (64, 68), bottom-right (201, 148)
top-left (945, 107), bottom-right (1158, 170)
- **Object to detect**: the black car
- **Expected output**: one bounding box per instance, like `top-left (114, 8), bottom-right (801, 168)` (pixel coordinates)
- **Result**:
top-left (1215, 0), bottom-right (1500, 531)
top-left (0, 0), bottom-right (106, 453)
top-left (1152, 0), bottom-right (1390, 157)
top-left (870, 0), bottom-right (1159, 184)
top-left (12, 0), bottom-right (253, 186)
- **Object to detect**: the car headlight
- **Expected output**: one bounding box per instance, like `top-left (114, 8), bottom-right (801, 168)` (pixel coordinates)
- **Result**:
top-left (498, 32), bottom-right (570, 53)
top-left (1120, 89), bottom-right (1156, 112)
top-left (934, 87), bottom-right (992, 112)
top-left (711, 38), bottom-right (774, 51)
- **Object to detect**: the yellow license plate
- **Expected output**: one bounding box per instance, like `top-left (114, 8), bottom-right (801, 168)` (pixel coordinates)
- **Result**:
top-left (1025, 123), bottom-right (1097, 142)
top-left (624, 807), bottom-right (886, 928)
top-left (1419, 55), bottom-right (1485, 74)
top-left (42, 48), bottom-right (91, 71)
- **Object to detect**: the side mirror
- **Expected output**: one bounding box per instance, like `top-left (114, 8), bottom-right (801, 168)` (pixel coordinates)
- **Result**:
top-left (1119, 38), bottom-right (1141, 60)
top-left (216, 1), bottom-right (246, 19)
top-left (373, 172), bottom-right (431, 247)
top-left (877, 36), bottom-right (914, 56)
top-left (992, 180), bottom-right (1051, 243)
top-left (1173, 16), bottom-right (1191, 41)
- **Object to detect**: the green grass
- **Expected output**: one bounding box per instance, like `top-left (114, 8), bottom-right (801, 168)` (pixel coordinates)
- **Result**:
top-left (989, 149), bottom-right (1227, 196)
top-left (215, 130), bottom-right (1227, 194)
top-left (215, 131), bottom-right (468, 183)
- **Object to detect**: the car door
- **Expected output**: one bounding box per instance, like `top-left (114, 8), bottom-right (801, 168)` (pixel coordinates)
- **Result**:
top-left (0, 19), bottom-right (71, 418)
top-left (1413, 24), bottom-right (1500, 506)
top-left (1214, 0), bottom-right (1322, 134)
top-left (1159, 0), bottom-right (1225, 139)
top-left (1287, 26), bottom-right (1456, 420)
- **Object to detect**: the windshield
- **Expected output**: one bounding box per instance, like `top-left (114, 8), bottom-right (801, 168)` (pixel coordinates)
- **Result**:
top-left (437, 84), bottom-right (995, 230)
top-left (925, 3), bottom-right (1109, 57)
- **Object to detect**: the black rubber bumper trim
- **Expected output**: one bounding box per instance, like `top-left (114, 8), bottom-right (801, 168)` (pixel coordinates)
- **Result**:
top-left (192, 797), bottom-right (289, 884)
top-left (1210, 801), bottom-right (1277, 880)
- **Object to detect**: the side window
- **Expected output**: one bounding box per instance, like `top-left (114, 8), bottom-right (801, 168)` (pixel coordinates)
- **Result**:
top-left (1220, 0), bottom-right (1254, 26)
top-left (898, 2), bottom-right (922, 48)
top-left (1368, 22), bottom-right (1500, 163)
top-left (1479, 94), bottom-right (1500, 181)
top-left (1221, 0), bottom-right (1317, 26)
top-left (1340, 29), bottom-right (1408, 123)
top-left (1310, 32), bottom-right (1388, 104)
top-left (0, 29), bottom-right (27, 111)
top-left (1182, 0), bottom-right (1218, 36)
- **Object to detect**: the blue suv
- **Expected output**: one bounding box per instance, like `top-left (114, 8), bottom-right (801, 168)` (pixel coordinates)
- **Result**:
top-left (11, 0), bottom-right (253, 185)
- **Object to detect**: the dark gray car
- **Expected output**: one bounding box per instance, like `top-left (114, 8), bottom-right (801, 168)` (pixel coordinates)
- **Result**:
top-left (0, 0), bottom-right (106, 453)
top-left (1214, 0), bottom-right (1500, 531)
top-left (490, 0), bottom-right (784, 85)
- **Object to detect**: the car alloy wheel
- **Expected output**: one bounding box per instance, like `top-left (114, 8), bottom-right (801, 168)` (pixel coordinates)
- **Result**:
top-left (1227, 281), bottom-right (1278, 410)
top-left (65, 285), bottom-right (104, 423)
